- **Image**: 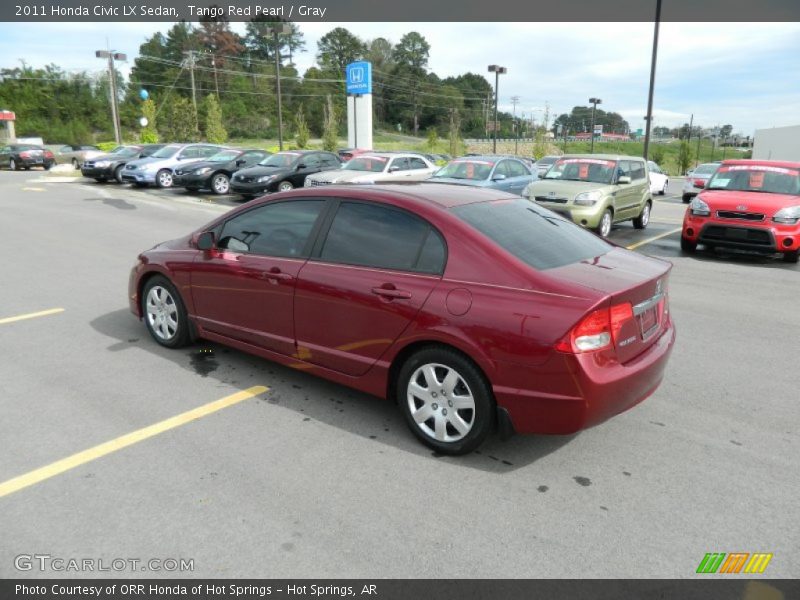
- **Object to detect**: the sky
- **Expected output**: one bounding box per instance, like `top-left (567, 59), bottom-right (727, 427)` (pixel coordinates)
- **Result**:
top-left (1, 21), bottom-right (798, 136)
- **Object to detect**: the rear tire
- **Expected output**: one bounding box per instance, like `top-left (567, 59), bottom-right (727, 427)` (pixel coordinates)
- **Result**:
top-left (682, 194), bottom-right (691, 203)
top-left (72, 158), bottom-right (79, 170)
top-left (633, 201), bottom-right (651, 230)
top-left (782, 250), bottom-right (799, 264)
top-left (9, 158), bottom-right (18, 171)
top-left (397, 346), bottom-right (495, 455)
top-left (141, 276), bottom-right (191, 349)
top-left (680, 237), bottom-right (697, 253)
top-left (661, 180), bottom-right (668, 195)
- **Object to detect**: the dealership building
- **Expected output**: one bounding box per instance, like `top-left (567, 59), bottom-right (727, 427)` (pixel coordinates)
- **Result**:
top-left (752, 125), bottom-right (800, 161)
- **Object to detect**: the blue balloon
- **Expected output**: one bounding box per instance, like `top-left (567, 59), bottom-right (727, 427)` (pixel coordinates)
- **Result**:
top-left (139, 89), bottom-right (149, 100)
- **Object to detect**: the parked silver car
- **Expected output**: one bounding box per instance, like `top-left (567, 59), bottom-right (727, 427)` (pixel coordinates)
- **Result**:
top-left (52, 144), bottom-right (104, 169)
top-left (682, 162), bottom-right (721, 203)
top-left (533, 155), bottom-right (559, 177)
top-left (121, 143), bottom-right (225, 188)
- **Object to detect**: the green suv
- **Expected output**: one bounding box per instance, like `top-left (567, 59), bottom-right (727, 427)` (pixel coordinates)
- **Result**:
top-left (522, 154), bottom-right (652, 237)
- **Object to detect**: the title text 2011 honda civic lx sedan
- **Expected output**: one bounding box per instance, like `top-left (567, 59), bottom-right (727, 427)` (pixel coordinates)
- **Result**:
top-left (129, 184), bottom-right (676, 455)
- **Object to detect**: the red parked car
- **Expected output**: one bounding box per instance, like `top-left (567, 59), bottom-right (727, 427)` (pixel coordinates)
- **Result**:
top-left (681, 159), bottom-right (800, 263)
top-left (129, 184), bottom-right (676, 454)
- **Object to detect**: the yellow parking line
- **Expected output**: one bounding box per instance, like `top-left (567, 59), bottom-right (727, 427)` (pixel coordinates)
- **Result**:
top-left (0, 308), bottom-right (65, 325)
top-left (0, 385), bottom-right (268, 498)
top-left (627, 227), bottom-right (682, 250)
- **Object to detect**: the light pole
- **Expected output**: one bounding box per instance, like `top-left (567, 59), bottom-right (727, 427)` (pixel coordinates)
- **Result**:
top-left (488, 65), bottom-right (507, 153)
top-left (511, 96), bottom-right (520, 155)
top-left (643, 0), bottom-right (662, 160)
top-left (272, 23), bottom-right (291, 150)
top-left (96, 49), bottom-right (126, 144)
top-left (588, 97), bottom-right (602, 153)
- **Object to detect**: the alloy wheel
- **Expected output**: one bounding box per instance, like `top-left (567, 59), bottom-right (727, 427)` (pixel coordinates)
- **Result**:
top-left (278, 181), bottom-right (293, 192)
top-left (145, 286), bottom-right (179, 341)
top-left (599, 211), bottom-right (612, 237)
top-left (640, 204), bottom-right (650, 227)
top-left (157, 170), bottom-right (173, 188)
top-left (212, 174), bottom-right (230, 194)
top-left (406, 363), bottom-right (476, 443)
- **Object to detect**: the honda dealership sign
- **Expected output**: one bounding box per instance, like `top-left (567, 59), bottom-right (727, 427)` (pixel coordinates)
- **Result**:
top-left (346, 61), bottom-right (372, 95)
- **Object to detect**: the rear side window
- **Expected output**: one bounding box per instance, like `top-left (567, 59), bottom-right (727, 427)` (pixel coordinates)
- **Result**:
top-left (453, 198), bottom-right (611, 270)
top-left (319, 202), bottom-right (445, 273)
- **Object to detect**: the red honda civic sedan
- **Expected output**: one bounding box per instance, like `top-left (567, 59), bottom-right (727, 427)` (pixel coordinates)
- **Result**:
top-left (681, 159), bottom-right (800, 263)
top-left (129, 184), bottom-right (676, 454)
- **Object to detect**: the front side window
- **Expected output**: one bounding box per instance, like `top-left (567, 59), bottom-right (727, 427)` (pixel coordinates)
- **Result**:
top-left (151, 145), bottom-right (181, 159)
top-left (217, 200), bottom-right (325, 257)
top-left (319, 202), bottom-right (445, 273)
top-left (259, 152), bottom-right (302, 167)
top-left (390, 157), bottom-right (410, 172)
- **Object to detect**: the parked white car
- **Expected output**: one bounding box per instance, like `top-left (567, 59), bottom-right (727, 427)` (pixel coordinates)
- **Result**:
top-left (121, 143), bottom-right (225, 188)
top-left (305, 153), bottom-right (437, 186)
top-left (647, 160), bottom-right (669, 195)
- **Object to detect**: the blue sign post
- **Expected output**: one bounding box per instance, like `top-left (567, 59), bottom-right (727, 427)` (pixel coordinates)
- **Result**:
top-left (346, 61), bottom-right (372, 95)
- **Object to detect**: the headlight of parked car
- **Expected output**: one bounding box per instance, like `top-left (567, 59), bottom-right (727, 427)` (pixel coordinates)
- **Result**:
top-left (574, 191), bottom-right (602, 206)
top-left (689, 196), bottom-right (711, 216)
top-left (194, 167), bottom-right (212, 175)
top-left (94, 160), bottom-right (111, 168)
top-left (257, 175), bottom-right (275, 183)
top-left (772, 205), bottom-right (800, 225)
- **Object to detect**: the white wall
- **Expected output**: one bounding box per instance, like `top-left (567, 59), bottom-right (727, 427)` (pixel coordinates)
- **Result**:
top-left (753, 125), bottom-right (800, 161)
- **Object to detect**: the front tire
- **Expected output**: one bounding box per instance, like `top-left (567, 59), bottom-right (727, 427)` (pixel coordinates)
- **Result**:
top-left (156, 169), bottom-right (174, 188)
top-left (211, 173), bottom-right (230, 195)
top-left (72, 158), bottom-right (79, 169)
top-left (114, 165), bottom-right (124, 183)
top-left (397, 346), bottom-right (495, 455)
top-left (680, 237), bottom-right (697, 253)
top-left (277, 180), bottom-right (294, 192)
top-left (596, 209), bottom-right (613, 238)
top-left (782, 250), bottom-right (799, 264)
top-left (141, 276), bottom-right (191, 348)
top-left (633, 201), bottom-right (651, 230)
top-left (661, 180), bottom-right (668, 195)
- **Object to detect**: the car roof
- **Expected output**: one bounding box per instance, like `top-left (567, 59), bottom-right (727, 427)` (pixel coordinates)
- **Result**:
top-left (720, 159), bottom-right (800, 169)
top-left (307, 182), bottom-right (515, 209)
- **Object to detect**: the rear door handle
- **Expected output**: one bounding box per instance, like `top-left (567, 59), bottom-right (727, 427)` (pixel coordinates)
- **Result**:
top-left (371, 286), bottom-right (411, 300)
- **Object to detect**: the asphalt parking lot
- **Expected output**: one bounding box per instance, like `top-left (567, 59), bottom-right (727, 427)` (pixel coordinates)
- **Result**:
top-left (0, 171), bottom-right (797, 579)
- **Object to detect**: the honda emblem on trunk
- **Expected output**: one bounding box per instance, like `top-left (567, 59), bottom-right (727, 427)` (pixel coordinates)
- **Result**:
top-left (737, 205), bottom-right (747, 210)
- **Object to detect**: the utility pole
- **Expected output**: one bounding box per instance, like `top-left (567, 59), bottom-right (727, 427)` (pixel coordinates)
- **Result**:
top-left (487, 65), bottom-right (507, 154)
top-left (643, 0), bottom-right (662, 160)
top-left (511, 96), bottom-right (520, 155)
top-left (686, 113), bottom-right (693, 145)
top-left (695, 132), bottom-right (702, 168)
top-left (95, 48), bottom-right (126, 144)
top-left (211, 56), bottom-right (220, 99)
top-left (183, 50), bottom-right (198, 130)
top-left (271, 24), bottom-right (291, 150)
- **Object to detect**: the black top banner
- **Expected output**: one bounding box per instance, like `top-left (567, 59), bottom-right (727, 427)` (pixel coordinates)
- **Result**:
top-left (3, 579), bottom-right (800, 600)
top-left (2, 0), bottom-right (800, 22)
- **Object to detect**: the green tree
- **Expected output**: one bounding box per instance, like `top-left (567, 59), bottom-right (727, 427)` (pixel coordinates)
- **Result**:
top-left (392, 32), bottom-right (430, 70)
top-left (316, 27), bottom-right (367, 74)
top-left (448, 109), bottom-right (462, 157)
top-left (160, 95), bottom-right (198, 142)
top-left (294, 104), bottom-right (310, 148)
top-left (425, 128), bottom-right (439, 151)
top-left (245, 18), bottom-right (305, 65)
top-left (650, 144), bottom-right (666, 165)
top-left (677, 141), bottom-right (694, 175)
top-left (140, 98), bottom-right (159, 143)
top-left (322, 95), bottom-right (339, 151)
top-left (202, 93), bottom-right (227, 143)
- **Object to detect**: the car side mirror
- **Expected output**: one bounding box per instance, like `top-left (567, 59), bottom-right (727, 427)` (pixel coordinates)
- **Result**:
top-left (197, 231), bottom-right (215, 251)
top-left (492, 173), bottom-right (507, 181)
top-left (389, 166), bottom-right (400, 173)
top-left (618, 176), bottom-right (631, 184)
top-left (296, 163), bottom-right (307, 170)
top-left (235, 159), bottom-right (246, 166)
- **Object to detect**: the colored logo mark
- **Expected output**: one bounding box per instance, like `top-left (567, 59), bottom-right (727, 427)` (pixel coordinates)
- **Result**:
top-left (696, 552), bottom-right (773, 574)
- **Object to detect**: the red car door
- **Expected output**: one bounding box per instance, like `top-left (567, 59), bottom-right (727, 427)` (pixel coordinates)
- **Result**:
top-left (190, 199), bottom-right (326, 356)
top-left (294, 200), bottom-right (447, 376)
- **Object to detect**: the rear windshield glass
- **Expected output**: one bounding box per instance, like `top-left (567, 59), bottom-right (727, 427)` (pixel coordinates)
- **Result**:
top-left (452, 198), bottom-right (611, 270)
top-left (693, 163), bottom-right (719, 175)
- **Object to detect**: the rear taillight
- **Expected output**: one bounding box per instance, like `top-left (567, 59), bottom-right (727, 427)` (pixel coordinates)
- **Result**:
top-left (19, 151), bottom-right (31, 159)
top-left (44, 150), bottom-right (54, 158)
top-left (556, 302), bottom-right (634, 353)
top-left (692, 178), bottom-right (705, 188)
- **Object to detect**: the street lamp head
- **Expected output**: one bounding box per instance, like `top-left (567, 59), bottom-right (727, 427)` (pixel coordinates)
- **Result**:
top-left (113, 52), bottom-right (127, 62)
top-left (95, 50), bottom-right (110, 59)
top-left (488, 65), bottom-right (507, 74)
top-left (589, 97), bottom-right (602, 105)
